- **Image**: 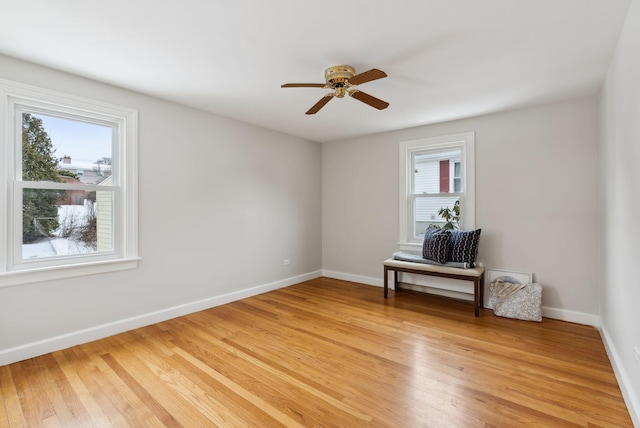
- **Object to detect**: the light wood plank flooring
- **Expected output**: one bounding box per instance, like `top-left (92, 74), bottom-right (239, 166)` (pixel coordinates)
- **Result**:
top-left (0, 277), bottom-right (633, 427)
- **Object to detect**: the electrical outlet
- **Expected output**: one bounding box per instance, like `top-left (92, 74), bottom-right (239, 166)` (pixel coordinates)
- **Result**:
top-left (634, 346), bottom-right (640, 364)
top-left (283, 259), bottom-right (291, 266)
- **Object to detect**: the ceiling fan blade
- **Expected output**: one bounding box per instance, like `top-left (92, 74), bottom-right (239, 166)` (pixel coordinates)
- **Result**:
top-left (350, 90), bottom-right (389, 110)
top-left (281, 83), bottom-right (327, 88)
top-left (306, 94), bottom-right (334, 115)
top-left (348, 68), bottom-right (387, 86)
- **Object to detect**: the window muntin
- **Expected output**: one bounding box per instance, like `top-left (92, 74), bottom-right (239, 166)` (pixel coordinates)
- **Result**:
top-left (399, 132), bottom-right (475, 249)
top-left (0, 78), bottom-right (138, 285)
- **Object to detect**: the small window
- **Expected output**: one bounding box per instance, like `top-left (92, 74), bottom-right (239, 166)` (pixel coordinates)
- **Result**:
top-left (453, 161), bottom-right (462, 193)
top-left (0, 78), bottom-right (139, 286)
top-left (399, 132), bottom-right (475, 249)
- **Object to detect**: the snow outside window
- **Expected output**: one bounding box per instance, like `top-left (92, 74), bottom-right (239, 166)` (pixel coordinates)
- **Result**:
top-left (0, 79), bottom-right (139, 286)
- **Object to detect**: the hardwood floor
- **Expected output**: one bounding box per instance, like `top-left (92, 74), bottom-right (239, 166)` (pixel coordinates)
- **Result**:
top-left (0, 277), bottom-right (632, 427)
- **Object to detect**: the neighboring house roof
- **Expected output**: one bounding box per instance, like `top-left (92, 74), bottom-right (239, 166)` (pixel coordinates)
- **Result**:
top-left (58, 158), bottom-right (111, 185)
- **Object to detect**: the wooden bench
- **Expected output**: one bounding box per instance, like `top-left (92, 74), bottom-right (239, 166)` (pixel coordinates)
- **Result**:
top-left (383, 258), bottom-right (485, 316)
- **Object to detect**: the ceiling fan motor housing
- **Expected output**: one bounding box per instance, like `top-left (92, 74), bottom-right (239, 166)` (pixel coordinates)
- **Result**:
top-left (325, 65), bottom-right (355, 88)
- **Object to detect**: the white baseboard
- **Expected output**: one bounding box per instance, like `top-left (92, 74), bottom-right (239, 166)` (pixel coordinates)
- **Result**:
top-left (321, 270), bottom-right (382, 287)
top-left (322, 270), bottom-right (600, 326)
top-left (599, 323), bottom-right (640, 427)
top-left (6, 269), bottom-right (601, 361)
top-left (541, 306), bottom-right (601, 327)
top-left (0, 270), bottom-right (323, 366)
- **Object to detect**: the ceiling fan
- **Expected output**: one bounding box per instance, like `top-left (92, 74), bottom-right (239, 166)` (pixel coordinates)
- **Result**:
top-left (281, 65), bottom-right (389, 115)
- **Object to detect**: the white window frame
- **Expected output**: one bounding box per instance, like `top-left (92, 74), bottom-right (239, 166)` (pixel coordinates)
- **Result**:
top-left (0, 79), bottom-right (139, 287)
top-left (399, 132), bottom-right (475, 251)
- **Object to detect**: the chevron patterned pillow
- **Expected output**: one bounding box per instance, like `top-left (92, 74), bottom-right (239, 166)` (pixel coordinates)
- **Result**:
top-left (422, 227), bottom-right (452, 264)
top-left (449, 229), bottom-right (481, 267)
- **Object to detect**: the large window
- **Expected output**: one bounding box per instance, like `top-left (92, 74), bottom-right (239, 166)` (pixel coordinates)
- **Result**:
top-left (399, 132), bottom-right (475, 250)
top-left (0, 79), bottom-right (139, 286)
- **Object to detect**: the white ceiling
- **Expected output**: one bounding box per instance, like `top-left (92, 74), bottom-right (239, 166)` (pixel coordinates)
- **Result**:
top-left (0, 0), bottom-right (631, 143)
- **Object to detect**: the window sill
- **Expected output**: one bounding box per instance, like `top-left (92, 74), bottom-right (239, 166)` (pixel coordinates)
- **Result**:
top-left (398, 242), bottom-right (422, 253)
top-left (0, 257), bottom-right (141, 288)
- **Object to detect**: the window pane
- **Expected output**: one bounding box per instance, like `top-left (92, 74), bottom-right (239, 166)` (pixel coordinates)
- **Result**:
top-left (413, 196), bottom-right (460, 238)
top-left (453, 178), bottom-right (462, 193)
top-left (453, 161), bottom-right (462, 193)
top-left (22, 189), bottom-right (114, 259)
top-left (412, 149), bottom-right (461, 194)
top-left (22, 113), bottom-right (112, 184)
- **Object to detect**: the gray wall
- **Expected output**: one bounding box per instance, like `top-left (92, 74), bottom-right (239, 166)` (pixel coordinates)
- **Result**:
top-left (0, 54), bottom-right (323, 361)
top-left (600, 0), bottom-right (640, 422)
top-left (323, 96), bottom-right (600, 320)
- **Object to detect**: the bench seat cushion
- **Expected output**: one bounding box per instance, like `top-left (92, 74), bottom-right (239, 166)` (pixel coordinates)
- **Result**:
top-left (384, 258), bottom-right (484, 278)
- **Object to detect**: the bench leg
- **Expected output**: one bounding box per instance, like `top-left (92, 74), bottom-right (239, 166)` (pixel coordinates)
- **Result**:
top-left (474, 280), bottom-right (479, 317)
top-left (384, 266), bottom-right (389, 298)
top-left (474, 277), bottom-right (482, 317)
top-left (383, 267), bottom-right (401, 298)
top-left (479, 273), bottom-right (485, 311)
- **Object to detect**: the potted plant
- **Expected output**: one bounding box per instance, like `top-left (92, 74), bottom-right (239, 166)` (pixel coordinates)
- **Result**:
top-left (436, 199), bottom-right (460, 230)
